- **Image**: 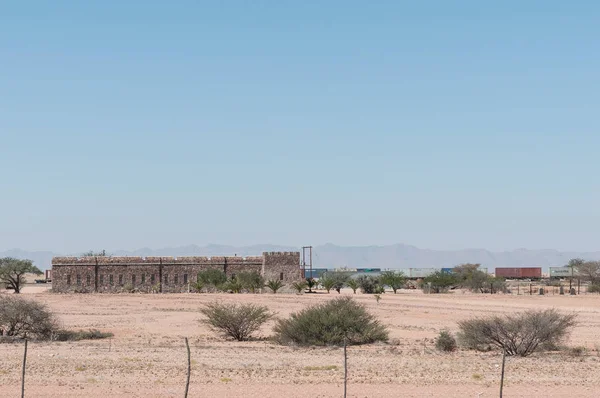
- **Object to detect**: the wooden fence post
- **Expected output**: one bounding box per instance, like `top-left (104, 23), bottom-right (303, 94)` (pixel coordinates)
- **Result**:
top-left (184, 337), bottom-right (191, 398)
top-left (499, 349), bottom-right (506, 398)
top-left (343, 338), bottom-right (348, 398)
top-left (21, 339), bottom-right (28, 398)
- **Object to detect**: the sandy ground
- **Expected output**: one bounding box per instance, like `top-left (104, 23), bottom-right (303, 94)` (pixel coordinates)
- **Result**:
top-left (1, 287), bottom-right (600, 397)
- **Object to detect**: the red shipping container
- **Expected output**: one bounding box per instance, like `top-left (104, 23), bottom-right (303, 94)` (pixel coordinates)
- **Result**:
top-left (495, 267), bottom-right (541, 279)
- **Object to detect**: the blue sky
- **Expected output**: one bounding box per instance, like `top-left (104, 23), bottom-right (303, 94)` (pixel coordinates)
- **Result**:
top-left (1, 1), bottom-right (599, 253)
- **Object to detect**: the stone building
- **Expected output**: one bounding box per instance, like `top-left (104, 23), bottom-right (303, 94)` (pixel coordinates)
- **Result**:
top-left (51, 252), bottom-right (301, 293)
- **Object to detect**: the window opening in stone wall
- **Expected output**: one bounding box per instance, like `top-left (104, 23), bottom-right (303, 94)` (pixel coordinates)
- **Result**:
top-left (280, 272), bottom-right (284, 281)
top-left (67, 275), bottom-right (71, 286)
top-left (119, 275), bottom-right (123, 285)
top-left (76, 274), bottom-right (81, 285)
top-left (174, 274), bottom-right (179, 285)
top-left (132, 275), bottom-right (136, 285)
top-left (164, 274), bottom-right (168, 285)
top-left (109, 274), bottom-right (114, 285)
top-left (151, 274), bottom-right (155, 284)
top-left (141, 274), bottom-right (145, 284)
top-left (86, 275), bottom-right (91, 285)
top-left (100, 275), bottom-right (104, 285)
top-left (183, 274), bottom-right (188, 284)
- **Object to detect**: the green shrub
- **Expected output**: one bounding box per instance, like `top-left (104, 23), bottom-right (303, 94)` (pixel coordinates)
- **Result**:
top-left (292, 281), bottom-right (307, 294)
top-left (421, 271), bottom-right (458, 293)
top-left (435, 330), bottom-right (457, 352)
top-left (457, 309), bottom-right (577, 357)
top-left (380, 271), bottom-right (406, 293)
top-left (306, 278), bottom-right (317, 293)
top-left (197, 269), bottom-right (227, 292)
top-left (346, 279), bottom-right (359, 294)
top-left (273, 297), bottom-right (388, 346)
top-left (320, 277), bottom-right (335, 293)
top-left (588, 284), bottom-right (600, 293)
top-left (321, 272), bottom-right (352, 293)
top-left (0, 296), bottom-right (58, 340)
top-left (200, 301), bottom-right (273, 341)
top-left (265, 280), bottom-right (284, 293)
top-left (236, 271), bottom-right (264, 293)
top-left (222, 279), bottom-right (243, 293)
top-left (357, 275), bottom-right (381, 294)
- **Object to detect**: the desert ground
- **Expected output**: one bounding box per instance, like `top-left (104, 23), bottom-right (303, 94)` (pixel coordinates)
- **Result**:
top-left (1, 286), bottom-right (600, 397)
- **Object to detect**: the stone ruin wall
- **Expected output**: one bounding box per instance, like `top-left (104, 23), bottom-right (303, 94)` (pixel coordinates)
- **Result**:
top-left (51, 252), bottom-right (300, 293)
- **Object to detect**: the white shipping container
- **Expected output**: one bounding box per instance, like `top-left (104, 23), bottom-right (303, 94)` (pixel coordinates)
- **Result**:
top-left (549, 267), bottom-right (576, 277)
top-left (409, 268), bottom-right (440, 278)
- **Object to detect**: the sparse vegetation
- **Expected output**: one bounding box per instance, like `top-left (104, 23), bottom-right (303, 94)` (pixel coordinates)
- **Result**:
top-left (0, 257), bottom-right (43, 293)
top-left (346, 279), bottom-right (359, 294)
top-left (200, 301), bottom-right (273, 341)
top-left (379, 271), bottom-right (406, 293)
top-left (356, 275), bottom-right (381, 294)
top-left (435, 330), bottom-right (457, 352)
top-left (457, 309), bottom-right (577, 357)
top-left (319, 277), bottom-right (335, 293)
top-left (0, 295), bottom-right (58, 339)
top-left (265, 279), bottom-right (284, 293)
top-left (53, 329), bottom-right (114, 341)
top-left (273, 297), bottom-right (388, 346)
top-left (292, 281), bottom-right (307, 294)
top-left (587, 284), bottom-right (600, 293)
top-left (421, 271), bottom-right (458, 293)
top-left (306, 278), bottom-right (317, 293)
top-left (236, 271), bottom-right (264, 293)
top-left (197, 269), bottom-right (228, 292)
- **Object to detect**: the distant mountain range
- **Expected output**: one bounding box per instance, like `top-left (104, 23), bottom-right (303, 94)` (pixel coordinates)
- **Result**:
top-left (3, 243), bottom-right (600, 271)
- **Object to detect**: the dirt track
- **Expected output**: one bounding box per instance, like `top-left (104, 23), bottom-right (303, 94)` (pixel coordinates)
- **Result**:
top-left (1, 288), bottom-right (600, 397)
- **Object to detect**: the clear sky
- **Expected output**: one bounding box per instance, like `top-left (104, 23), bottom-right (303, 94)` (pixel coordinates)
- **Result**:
top-left (1, 1), bottom-right (599, 253)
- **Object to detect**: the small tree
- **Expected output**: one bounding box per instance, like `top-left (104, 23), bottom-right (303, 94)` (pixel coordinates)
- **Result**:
top-left (0, 296), bottom-right (59, 339)
top-left (320, 277), bottom-right (335, 293)
top-left (0, 258), bottom-right (42, 294)
top-left (357, 275), bottom-right (380, 294)
top-left (379, 271), bottom-right (406, 294)
top-left (323, 272), bottom-right (352, 293)
top-left (306, 278), bottom-right (317, 293)
top-left (237, 271), bottom-right (264, 293)
top-left (197, 269), bottom-right (227, 292)
top-left (274, 297), bottom-right (388, 346)
top-left (266, 279), bottom-right (284, 293)
top-left (575, 261), bottom-right (600, 284)
top-left (422, 271), bottom-right (458, 293)
top-left (292, 281), bottom-right (307, 294)
top-left (457, 309), bottom-right (577, 357)
top-left (200, 301), bottom-right (273, 341)
top-left (346, 279), bottom-right (359, 294)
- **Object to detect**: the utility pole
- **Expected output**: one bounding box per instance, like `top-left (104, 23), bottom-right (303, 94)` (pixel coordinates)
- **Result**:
top-left (302, 246), bottom-right (313, 279)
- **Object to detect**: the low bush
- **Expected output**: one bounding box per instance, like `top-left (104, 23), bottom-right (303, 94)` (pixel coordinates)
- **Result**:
top-left (236, 271), bottom-right (264, 293)
top-left (200, 301), bottom-right (273, 341)
top-left (292, 281), bottom-right (307, 294)
top-left (319, 277), bottom-right (335, 293)
top-left (356, 275), bottom-right (381, 294)
top-left (435, 330), bottom-right (457, 352)
top-left (265, 279), bottom-right (284, 293)
top-left (346, 279), bottom-right (359, 294)
top-left (0, 296), bottom-right (58, 340)
top-left (273, 297), bottom-right (388, 346)
top-left (53, 329), bottom-right (114, 341)
top-left (197, 269), bottom-right (228, 292)
top-left (457, 309), bottom-right (577, 357)
top-left (588, 284), bottom-right (600, 293)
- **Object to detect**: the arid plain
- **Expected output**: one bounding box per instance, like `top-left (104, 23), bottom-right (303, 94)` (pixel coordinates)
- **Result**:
top-left (1, 287), bottom-right (600, 397)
